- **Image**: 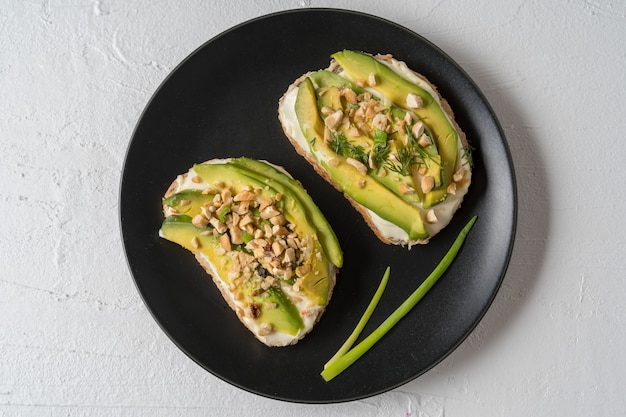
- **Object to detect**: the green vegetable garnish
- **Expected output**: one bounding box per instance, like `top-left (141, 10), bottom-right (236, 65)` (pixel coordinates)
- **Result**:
top-left (321, 215), bottom-right (478, 382)
top-left (323, 266), bottom-right (390, 370)
top-left (217, 205), bottom-right (231, 223)
top-left (241, 233), bottom-right (254, 244)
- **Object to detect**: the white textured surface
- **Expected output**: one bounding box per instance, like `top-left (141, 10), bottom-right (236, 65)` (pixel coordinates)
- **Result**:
top-left (1, 0), bottom-right (625, 415)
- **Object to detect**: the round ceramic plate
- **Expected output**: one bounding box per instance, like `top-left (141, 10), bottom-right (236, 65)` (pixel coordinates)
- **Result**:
top-left (120, 8), bottom-right (517, 403)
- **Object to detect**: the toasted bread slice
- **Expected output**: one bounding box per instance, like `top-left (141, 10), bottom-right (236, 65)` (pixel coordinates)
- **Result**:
top-left (159, 158), bottom-right (341, 346)
top-left (278, 51), bottom-right (472, 246)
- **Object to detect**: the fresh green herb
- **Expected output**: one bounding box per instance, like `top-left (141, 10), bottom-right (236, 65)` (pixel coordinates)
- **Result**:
top-left (390, 106), bottom-right (407, 121)
top-left (371, 129), bottom-right (391, 167)
top-left (384, 126), bottom-right (420, 176)
top-left (462, 143), bottom-right (476, 167)
top-left (373, 129), bottom-right (387, 145)
top-left (218, 205), bottom-right (231, 223)
top-left (329, 131), bottom-right (349, 155)
top-left (320, 215), bottom-right (478, 382)
top-left (323, 267), bottom-right (390, 370)
top-left (385, 145), bottom-right (416, 176)
top-left (242, 233), bottom-right (254, 244)
top-left (413, 141), bottom-right (439, 166)
top-left (329, 131), bottom-right (368, 165)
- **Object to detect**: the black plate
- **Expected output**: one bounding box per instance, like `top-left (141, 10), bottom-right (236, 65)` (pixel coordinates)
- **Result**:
top-left (120, 8), bottom-right (517, 403)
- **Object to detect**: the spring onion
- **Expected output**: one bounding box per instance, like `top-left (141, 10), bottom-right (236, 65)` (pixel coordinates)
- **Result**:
top-left (321, 215), bottom-right (477, 382)
top-left (323, 267), bottom-right (390, 370)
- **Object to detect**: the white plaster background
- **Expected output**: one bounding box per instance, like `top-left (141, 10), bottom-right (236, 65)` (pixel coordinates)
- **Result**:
top-left (1, 0), bottom-right (625, 415)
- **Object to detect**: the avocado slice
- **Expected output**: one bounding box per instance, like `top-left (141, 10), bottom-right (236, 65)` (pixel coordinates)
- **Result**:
top-left (251, 286), bottom-right (304, 336)
top-left (192, 162), bottom-right (333, 306)
top-left (229, 157), bottom-right (343, 268)
top-left (309, 70), bottom-right (422, 204)
top-left (295, 77), bottom-right (428, 240)
top-left (160, 214), bottom-right (235, 282)
top-left (317, 85), bottom-right (344, 111)
top-left (160, 215), bottom-right (304, 335)
top-left (309, 70), bottom-right (365, 93)
top-left (331, 50), bottom-right (459, 208)
top-left (163, 190), bottom-right (215, 216)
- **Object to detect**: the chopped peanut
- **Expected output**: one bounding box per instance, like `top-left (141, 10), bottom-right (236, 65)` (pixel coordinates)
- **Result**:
top-left (346, 157), bottom-right (368, 175)
top-left (372, 113), bottom-right (388, 131)
top-left (368, 72), bottom-right (377, 86)
top-left (233, 190), bottom-right (255, 202)
top-left (453, 167), bottom-right (466, 182)
top-left (192, 214), bottom-right (209, 228)
top-left (406, 93), bottom-right (424, 109)
top-left (260, 205), bottom-right (281, 219)
top-left (324, 110), bottom-right (344, 130)
top-left (421, 176), bottom-right (435, 194)
top-left (425, 209), bottom-right (438, 224)
top-left (220, 233), bottom-right (231, 252)
top-left (417, 133), bottom-right (432, 147)
top-left (411, 121), bottom-right (425, 139)
top-left (399, 183), bottom-right (415, 195)
top-left (343, 88), bottom-right (357, 104)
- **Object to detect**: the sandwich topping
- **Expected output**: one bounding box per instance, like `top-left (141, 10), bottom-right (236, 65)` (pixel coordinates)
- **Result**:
top-left (159, 158), bottom-right (341, 346)
top-left (278, 50), bottom-right (473, 245)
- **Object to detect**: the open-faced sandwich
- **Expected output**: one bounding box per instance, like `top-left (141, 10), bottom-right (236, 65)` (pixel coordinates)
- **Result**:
top-left (278, 50), bottom-right (473, 246)
top-left (159, 157), bottom-right (342, 346)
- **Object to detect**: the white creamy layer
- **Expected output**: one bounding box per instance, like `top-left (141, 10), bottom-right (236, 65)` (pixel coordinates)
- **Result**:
top-left (195, 251), bottom-right (325, 347)
top-left (165, 160), bottom-right (334, 346)
top-left (278, 55), bottom-right (471, 244)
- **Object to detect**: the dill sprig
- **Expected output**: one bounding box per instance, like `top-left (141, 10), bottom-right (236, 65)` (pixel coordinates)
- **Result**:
top-left (462, 143), bottom-right (476, 167)
top-left (329, 131), bottom-right (368, 165)
top-left (384, 126), bottom-right (418, 176)
top-left (385, 146), bottom-right (416, 176)
top-left (371, 129), bottom-right (390, 167)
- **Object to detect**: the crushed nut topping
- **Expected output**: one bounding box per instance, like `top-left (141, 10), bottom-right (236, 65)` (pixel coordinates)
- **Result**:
top-left (346, 157), bottom-right (368, 175)
top-left (425, 209), bottom-right (438, 224)
top-left (417, 133), bottom-right (432, 148)
top-left (453, 167), bottom-right (466, 182)
top-left (367, 72), bottom-right (377, 86)
top-left (406, 93), bottom-right (424, 109)
top-left (324, 110), bottom-right (344, 130)
top-left (399, 183), bottom-right (415, 195)
top-left (421, 175), bottom-right (435, 194)
top-left (166, 181), bottom-right (323, 332)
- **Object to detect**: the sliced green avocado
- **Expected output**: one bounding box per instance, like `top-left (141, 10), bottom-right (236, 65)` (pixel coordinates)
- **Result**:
top-left (159, 215), bottom-right (304, 336)
top-left (309, 70), bottom-right (365, 93)
top-left (163, 190), bottom-right (214, 217)
top-left (310, 70), bottom-right (421, 204)
top-left (160, 214), bottom-right (236, 282)
top-left (229, 157), bottom-right (343, 268)
top-left (331, 50), bottom-right (458, 208)
top-left (193, 162), bottom-right (332, 306)
top-left (317, 85), bottom-right (343, 111)
top-left (295, 77), bottom-right (428, 240)
top-left (250, 286), bottom-right (304, 336)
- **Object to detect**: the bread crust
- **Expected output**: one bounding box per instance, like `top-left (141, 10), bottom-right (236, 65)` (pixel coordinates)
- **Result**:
top-left (278, 53), bottom-right (470, 246)
top-left (162, 160), bottom-right (337, 346)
